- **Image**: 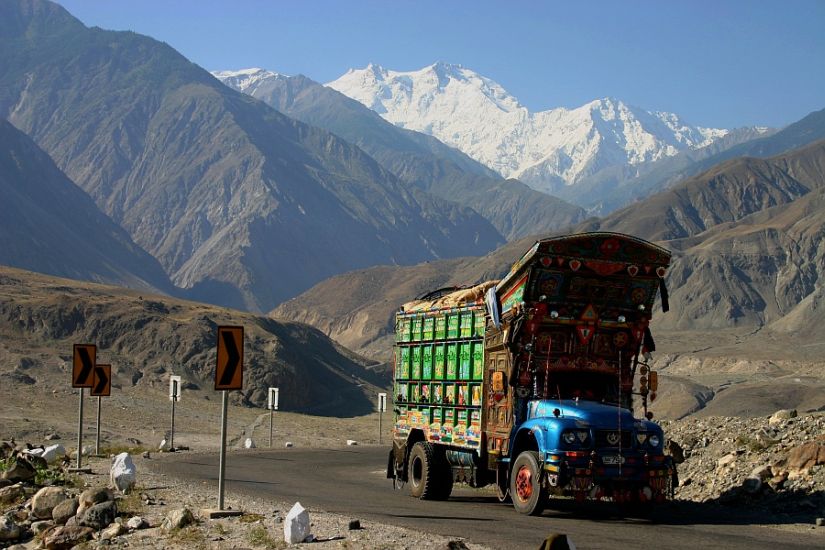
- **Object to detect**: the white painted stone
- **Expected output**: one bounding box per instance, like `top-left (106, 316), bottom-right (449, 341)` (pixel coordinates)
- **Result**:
top-left (244, 438), bottom-right (255, 449)
top-left (42, 444), bottom-right (66, 464)
top-left (110, 453), bottom-right (136, 494)
top-left (283, 501), bottom-right (310, 544)
top-left (346, 440), bottom-right (358, 446)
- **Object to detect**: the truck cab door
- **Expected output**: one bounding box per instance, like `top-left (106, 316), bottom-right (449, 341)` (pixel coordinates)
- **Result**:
top-left (483, 349), bottom-right (514, 470)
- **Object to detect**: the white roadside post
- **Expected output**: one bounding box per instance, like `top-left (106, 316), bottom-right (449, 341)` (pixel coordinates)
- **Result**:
top-left (378, 392), bottom-right (387, 444)
top-left (169, 375), bottom-right (181, 451)
top-left (267, 387), bottom-right (279, 448)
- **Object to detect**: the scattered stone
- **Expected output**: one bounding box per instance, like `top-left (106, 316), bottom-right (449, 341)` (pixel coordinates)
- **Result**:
top-left (0, 513), bottom-right (21, 541)
top-left (43, 524), bottom-right (94, 549)
top-left (100, 521), bottom-right (127, 540)
top-left (0, 483), bottom-right (24, 505)
top-left (31, 519), bottom-right (54, 535)
top-left (142, 451), bottom-right (151, 459)
top-left (666, 439), bottom-right (685, 464)
top-left (769, 409), bottom-right (798, 425)
top-left (52, 498), bottom-right (78, 525)
top-left (786, 442), bottom-right (825, 475)
top-left (716, 453), bottom-right (737, 470)
top-left (1, 457), bottom-right (35, 482)
top-left (77, 487), bottom-right (114, 516)
top-left (348, 519), bottom-right (361, 530)
top-left (742, 476), bottom-right (762, 494)
top-left (161, 507), bottom-right (195, 532)
top-left (346, 440), bottom-right (358, 446)
top-left (284, 442), bottom-right (293, 448)
top-left (44, 434), bottom-right (61, 441)
top-left (32, 486), bottom-right (68, 519)
top-left (126, 437), bottom-right (142, 446)
top-left (158, 439), bottom-right (170, 452)
top-left (78, 501), bottom-right (117, 530)
top-left (126, 516), bottom-right (148, 530)
top-left (110, 452), bottom-right (137, 494)
top-left (244, 438), bottom-right (256, 449)
top-left (284, 502), bottom-right (310, 544)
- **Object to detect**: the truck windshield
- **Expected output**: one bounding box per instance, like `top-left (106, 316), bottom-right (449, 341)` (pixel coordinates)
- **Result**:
top-left (543, 371), bottom-right (621, 405)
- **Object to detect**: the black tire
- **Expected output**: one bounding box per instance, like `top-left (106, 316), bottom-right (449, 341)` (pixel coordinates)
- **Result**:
top-left (510, 451), bottom-right (546, 515)
top-left (408, 442), bottom-right (438, 499)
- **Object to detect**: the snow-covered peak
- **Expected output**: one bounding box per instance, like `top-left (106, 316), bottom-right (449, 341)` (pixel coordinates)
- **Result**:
top-left (327, 63), bottom-right (729, 193)
top-left (211, 68), bottom-right (286, 95)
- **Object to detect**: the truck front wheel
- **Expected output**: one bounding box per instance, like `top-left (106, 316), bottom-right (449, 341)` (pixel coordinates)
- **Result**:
top-left (510, 451), bottom-right (546, 515)
top-left (408, 442), bottom-right (439, 499)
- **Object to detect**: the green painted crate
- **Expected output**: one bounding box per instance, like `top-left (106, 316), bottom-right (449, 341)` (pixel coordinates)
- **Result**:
top-left (435, 316), bottom-right (447, 340)
top-left (422, 345), bottom-right (433, 379)
top-left (411, 346), bottom-right (422, 379)
top-left (459, 343), bottom-right (472, 380)
top-left (432, 382), bottom-right (444, 405)
top-left (409, 383), bottom-right (420, 403)
top-left (398, 347), bottom-right (410, 379)
top-left (471, 342), bottom-right (484, 380)
top-left (446, 344), bottom-right (458, 380)
top-left (447, 314), bottom-right (460, 339)
top-left (411, 316), bottom-right (423, 342)
top-left (422, 317), bottom-right (434, 341)
top-left (397, 318), bottom-right (411, 342)
top-left (433, 344), bottom-right (445, 380)
top-left (460, 312), bottom-right (474, 338)
top-left (473, 310), bottom-right (486, 337)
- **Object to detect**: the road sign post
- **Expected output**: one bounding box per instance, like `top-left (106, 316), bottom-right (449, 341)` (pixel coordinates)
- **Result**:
top-left (268, 387), bottom-right (279, 448)
top-left (90, 364), bottom-right (111, 456)
top-left (378, 392), bottom-right (387, 445)
top-left (169, 375), bottom-right (181, 451)
top-left (214, 326), bottom-right (243, 516)
top-left (71, 344), bottom-right (96, 471)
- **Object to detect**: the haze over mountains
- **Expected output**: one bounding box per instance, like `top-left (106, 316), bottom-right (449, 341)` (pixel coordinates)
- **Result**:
top-left (0, 0), bottom-right (502, 312)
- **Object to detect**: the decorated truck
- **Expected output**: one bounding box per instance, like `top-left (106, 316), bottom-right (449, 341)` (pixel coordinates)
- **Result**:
top-left (387, 232), bottom-right (677, 515)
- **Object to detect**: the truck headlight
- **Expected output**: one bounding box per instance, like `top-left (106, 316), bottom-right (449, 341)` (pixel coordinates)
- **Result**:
top-left (563, 431), bottom-right (577, 444)
top-left (648, 434), bottom-right (661, 447)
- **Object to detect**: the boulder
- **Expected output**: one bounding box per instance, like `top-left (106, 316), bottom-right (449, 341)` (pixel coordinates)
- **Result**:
top-left (41, 445), bottom-right (66, 464)
top-left (0, 483), bottom-right (24, 505)
top-left (284, 501), bottom-right (310, 544)
top-left (161, 507), bottom-right (195, 532)
top-left (284, 442), bottom-right (293, 448)
top-left (244, 438), bottom-right (256, 449)
top-left (43, 525), bottom-right (94, 549)
top-left (769, 409), bottom-right (797, 425)
top-left (742, 477), bottom-right (762, 494)
top-left (77, 501), bottom-right (117, 530)
top-left (786, 442), bottom-right (825, 474)
top-left (110, 453), bottom-right (136, 494)
top-left (31, 520), bottom-right (54, 535)
top-left (126, 516), bottom-right (148, 530)
top-left (1, 457), bottom-right (35, 482)
top-left (158, 439), bottom-right (170, 452)
top-left (100, 521), bottom-right (126, 540)
top-left (77, 487), bottom-right (114, 516)
top-left (0, 513), bottom-right (21, 542)
top-left (51, 498), bottom-right (78, 525)
top-left (32, 487), bottom-right (68, 519)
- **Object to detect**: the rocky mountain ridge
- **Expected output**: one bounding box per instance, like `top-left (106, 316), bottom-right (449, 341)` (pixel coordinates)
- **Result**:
top-left (326, 62), bottom-right (730, 196)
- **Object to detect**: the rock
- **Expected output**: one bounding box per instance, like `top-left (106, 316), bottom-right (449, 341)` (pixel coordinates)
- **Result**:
top-left (769, 409), bottom-right (798, 425)
top-left (284, 442), bottom-right (293, 448)
top-left (750, 465), bottom-right (772, 482)
top-left (1, 457), bottom-right (35, 482)
top-left (41, 444), bottom-right (66, 464)
top-left (43, 525), bottom-right (94, 549)
top-left (126, 516), bottom-right (148, 530)
top-left (52, 498), bottom-right (78, 525)
top-left (666, 440), bottom-right (685, 464)
top-left (244, 438), bottom-right (256, 449)
top-left (77, 487), bottom-right (114, 516)
top-left (126, 438), bottom-right (142, 446)
top-left (110, 452), bottom-right (136, 494)
top-left (348, 519), bottom-right (361, 530)
top-left (161, 508), bottom-right (195, 532)
top-left (716, 453), bottom-right (737, 470)
top-left (0, 479), bottom-right (11, 489)
top-left (446, 541), bottom-right (470, 550)
top-left (537, 534), bottom-right (574, 550)
top-left (786, 442), bottom-right (825, 474)
top-left (742, 477), bottom-right (762, 494)
top-left (25, 453), bottom-right (47, 471)
top-left (100, 522), bottom-right (126, 540)
top-left (142, 451), bottom-right (151, 459)
top-left (816, 518), bottom-right (824, 527)
top-left (158, 439), bottom-right (170, 452)
top-left (44, 434), bottom-right (61, 441)
top-left (0, 513), bottom-right (21, 541)
top-left (77, 501), bottom-right (117, 530)
top-left (0, 483), bottom-right (24, 505)
top-left (32, 487), bottom-right (68, 519)
top-left (283, 502), bottom-right (310, 544)
top-left (346, 440), bottom-right (358, 446)
top-left (31, 520), bottom-right (54, 535)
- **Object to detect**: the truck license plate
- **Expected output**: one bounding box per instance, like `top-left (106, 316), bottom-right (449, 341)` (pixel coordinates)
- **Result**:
top-left (602, 455), bottom-right (625, 465)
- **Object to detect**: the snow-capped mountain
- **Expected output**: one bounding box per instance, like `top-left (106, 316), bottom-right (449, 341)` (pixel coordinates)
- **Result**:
top-left (327, 62), bottom-right (729, 195)
top-left (211, 68), bottom-right (287, 95)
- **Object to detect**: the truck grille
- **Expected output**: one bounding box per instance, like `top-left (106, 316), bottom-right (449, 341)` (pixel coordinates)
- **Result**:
top-left (595, 430), bottom-right (632, 448)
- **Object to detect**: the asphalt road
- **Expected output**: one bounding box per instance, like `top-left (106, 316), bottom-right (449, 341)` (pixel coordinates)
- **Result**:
top-left (153, 447), bottom-right (820, 549)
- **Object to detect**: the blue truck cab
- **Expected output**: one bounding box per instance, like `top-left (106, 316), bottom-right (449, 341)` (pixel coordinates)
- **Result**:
top-left (388, 232), bottom-right (676, 515)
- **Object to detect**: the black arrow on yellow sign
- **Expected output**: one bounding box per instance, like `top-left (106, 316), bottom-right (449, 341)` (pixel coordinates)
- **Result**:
top-left (215, 326), bottom-right (243, 391)
top-left (72, 344), bottom-right (96, 388)
top-left (91, 364), bottom-right (111, 397)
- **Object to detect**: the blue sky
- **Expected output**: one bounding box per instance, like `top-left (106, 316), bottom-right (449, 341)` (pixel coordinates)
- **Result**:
top-left (57, 0), bottom-right (824, 129)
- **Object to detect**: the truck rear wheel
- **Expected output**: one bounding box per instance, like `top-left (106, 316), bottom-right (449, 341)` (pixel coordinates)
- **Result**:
top-left (432, 449), bottom-right (453, 500)
top-left (510, 451), bottom-right (546, 515)
top-left (408, 442), bottom-right (439, 499)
